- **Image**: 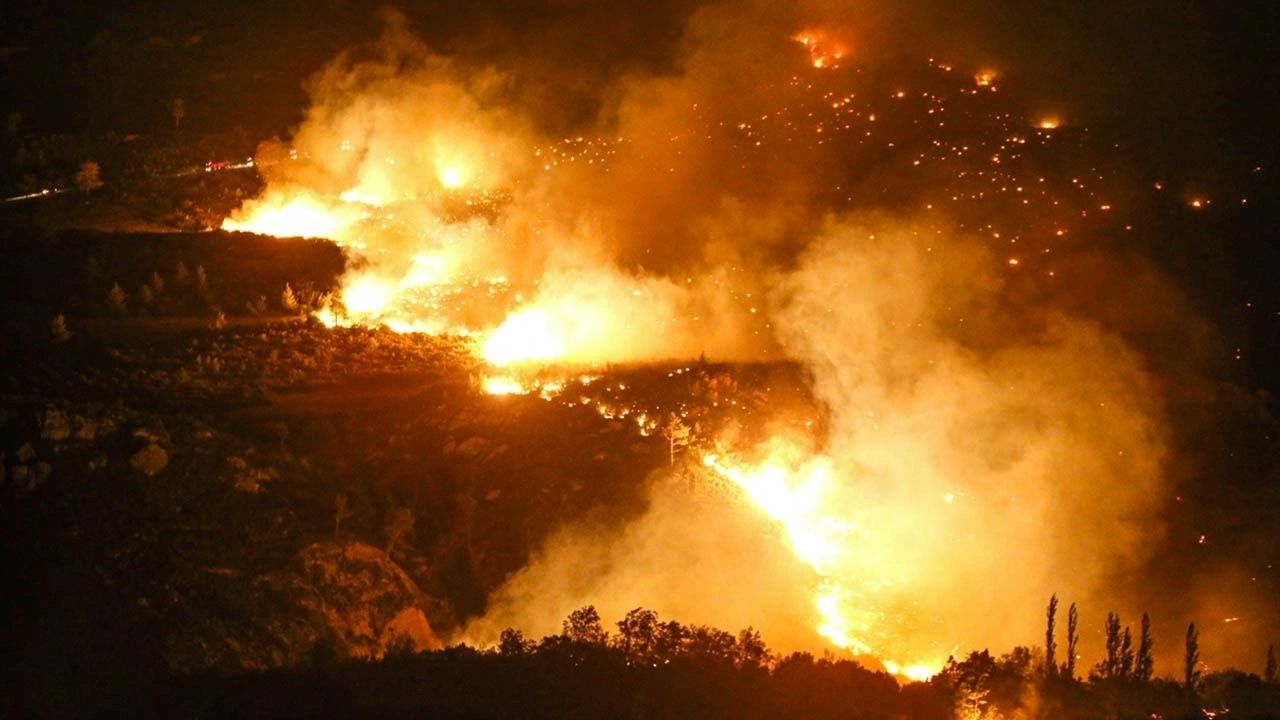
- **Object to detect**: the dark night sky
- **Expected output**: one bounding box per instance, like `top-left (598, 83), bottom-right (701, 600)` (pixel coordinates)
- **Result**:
top-left (3, 1), bottom-right (1278, 139)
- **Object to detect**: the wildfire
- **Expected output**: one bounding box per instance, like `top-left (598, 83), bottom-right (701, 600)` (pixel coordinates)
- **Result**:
top-left (481, 374), bottom-right (529, 396)
top-left (216, 15), bottom-right (1192, 676)
top-left (438, 165), bottom-right (466, 189)
top-left (702, 443), bottom-right (942, 680)
top-left (482, 308), bottom-right (568, 367)
top-left (882, 661), bottom-right (938, 683)
top-left (793, 29), bottom-right (849, 69)
top-left (342, 275), bottom-right (395, 316)
top-left (222, 192), bottom-right (363, 238)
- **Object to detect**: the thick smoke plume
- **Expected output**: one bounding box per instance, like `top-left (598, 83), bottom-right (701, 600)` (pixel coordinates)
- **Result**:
top-left (467, 220), bottom-right (1169, 669)
top-left (225, 1), bottom-right (1266, 673)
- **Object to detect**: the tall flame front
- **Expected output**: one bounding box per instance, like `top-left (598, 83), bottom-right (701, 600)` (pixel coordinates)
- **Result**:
top-left (703, 443), bottom-right (944, 679)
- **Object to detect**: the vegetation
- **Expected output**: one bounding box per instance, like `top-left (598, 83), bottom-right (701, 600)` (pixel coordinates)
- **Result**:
top-left (68, 602), bottom-right (1278, 720)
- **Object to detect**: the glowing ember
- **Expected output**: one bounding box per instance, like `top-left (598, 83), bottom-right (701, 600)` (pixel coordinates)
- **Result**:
top-left (1037, 117), bottom-right (1060, 130)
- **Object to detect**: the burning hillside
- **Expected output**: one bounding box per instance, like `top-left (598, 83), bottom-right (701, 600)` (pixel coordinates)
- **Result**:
top-left (210, 3), bottom-right (1272, 678)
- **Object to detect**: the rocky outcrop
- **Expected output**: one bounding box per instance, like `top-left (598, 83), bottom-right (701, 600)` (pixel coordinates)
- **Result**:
top-left (165, 541), bottom-right (441, 672)
top-left (129, 443), bottom-right (169, 476)
top-left (295, 541), bottom-right (440, 659)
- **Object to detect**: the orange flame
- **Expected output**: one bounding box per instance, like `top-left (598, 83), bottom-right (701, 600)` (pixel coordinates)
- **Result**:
top-left (793, 29), bottom-right (849, 69)
top-left (703, 441), bottom-right (943, 680)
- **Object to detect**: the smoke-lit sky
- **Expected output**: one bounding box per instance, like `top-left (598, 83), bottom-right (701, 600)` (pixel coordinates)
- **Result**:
top-left (4, 0), bottom-right (1279, 675)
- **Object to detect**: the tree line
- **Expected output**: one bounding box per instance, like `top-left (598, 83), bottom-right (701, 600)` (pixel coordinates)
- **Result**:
top-left (120, 599), bottom-right (1280, 720)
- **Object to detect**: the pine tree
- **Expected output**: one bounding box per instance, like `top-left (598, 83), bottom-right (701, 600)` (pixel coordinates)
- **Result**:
top-left (1099, 612), bottom-right (1122, 679)
top-left (1120, 626), bottom-right (1134, 679)
top-left (282, 283), bottom-right (300, 313)
top-left (1063, 602), bottom-right (1079, 679)
top-left (1184, 622), bottom-right (1201, 690)
top-left (107, 283), bottom-right (128, 315)
top-left (1136, 612), bottom-right (1154, 682)
top-left (1265, 643), bottom-right (1276, 684)
top-left (1045, 594), bottom-right (1058, 677)
top-left (661, 413), bottom-right (690, 466)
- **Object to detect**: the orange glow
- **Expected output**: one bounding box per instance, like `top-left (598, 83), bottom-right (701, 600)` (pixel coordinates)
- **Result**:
top-left (793, 29), bottom-right (849, 70)
top-left (882, 661), bottom-right (939, 682)
top-left (482, 308), bottom-right (568, 367)
top-left (482, 375), bottom-right (529, 395)
top-left (438, 165), bottom-right (466, 189)
top-left (222, 193), bottom-right (361, 238)
top-left (342, 276), bottom-right (395, 316)
top-left (702, 443), bottom-right (944, 679)
top-left (220, 20), bottom-right (1193, 674)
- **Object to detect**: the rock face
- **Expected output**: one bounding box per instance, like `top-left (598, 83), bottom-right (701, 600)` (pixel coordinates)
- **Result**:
top-left (295, 541), bottom-right (441, 659)
top-left (166, 541), bottom-right (441, 672)
top-left (129, 443), bottom-right (169, 476)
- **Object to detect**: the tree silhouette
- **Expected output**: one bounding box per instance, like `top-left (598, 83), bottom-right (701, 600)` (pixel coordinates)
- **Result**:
top-left (564, 605), bottom-right (608, 645)
top-left (1120, 626), bottom-right (1134, 679)
top-left (1266, 643), bottom-right (1277, 684)
top-left (1136, 612), bottom-right (1154, 682)
top-left (735, 627), bottom-right (770, 669)
top-left (498, 627), bottom-right (534, 655)
top-left (1094, 612), bottom-right (1123, 680)
top-left (1184, 622), bottom-right (1201, 691)
top-left (1064, 602), bottom-right (1079, 679)
top-left (683, 625), bottom-right (737, 662)
top-left (617, 607), bottom-right (659, 662)
top-left (1044, 594), bottom-right (1058, 677)
top-left (661, 413), bottom-right (691, 465)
